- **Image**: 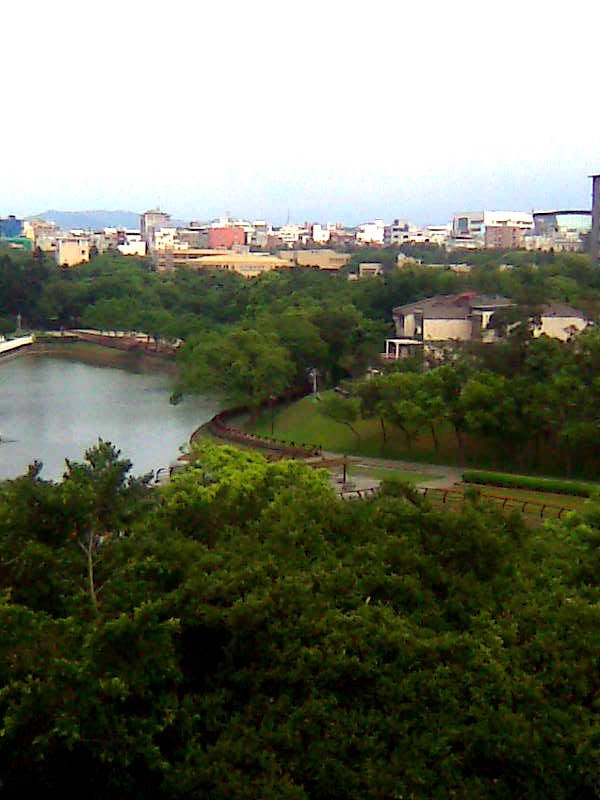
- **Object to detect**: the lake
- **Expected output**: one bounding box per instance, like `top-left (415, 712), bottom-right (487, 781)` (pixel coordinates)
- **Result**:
top-left (0, 351), bottom-right (219, 481)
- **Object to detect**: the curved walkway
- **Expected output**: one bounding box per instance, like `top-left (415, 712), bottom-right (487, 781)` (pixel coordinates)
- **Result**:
top-left (203, 407), bottom-right (461, 491)
top-left (339, 454), bottom-right (462, 490)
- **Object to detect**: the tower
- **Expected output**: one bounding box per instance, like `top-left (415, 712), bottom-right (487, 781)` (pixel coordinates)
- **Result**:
top-left (590, 174), bottom-right (600, 265)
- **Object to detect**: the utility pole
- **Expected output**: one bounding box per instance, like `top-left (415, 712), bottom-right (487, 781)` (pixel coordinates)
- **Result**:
top-left (590, 173), bottom-right (600, 265)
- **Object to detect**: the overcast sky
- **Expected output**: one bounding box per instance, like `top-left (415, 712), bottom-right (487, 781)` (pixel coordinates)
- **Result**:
top-left (2, 0), bottom-right (598, 225)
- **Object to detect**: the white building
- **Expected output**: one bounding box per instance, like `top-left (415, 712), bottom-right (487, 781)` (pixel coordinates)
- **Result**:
top-left (424, 224), bottom-right (452, 246)
top-left (311, 223), bottom-right (331, 244)
top-left (153, 228), bottom-right (185, 252)
top-left (118, 240), bottom-right (147, 256)
top-left (356, 219), bottom-right (385, 245)
top-left (452, 211), bottom-right (533, 238)
top-left (273, 224), bottom-right (311, 246)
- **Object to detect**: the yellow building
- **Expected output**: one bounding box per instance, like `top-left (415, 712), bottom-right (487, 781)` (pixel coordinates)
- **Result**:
top-left (155, 250), bottom-right (290, 278)
top-left (55, 238), bottom-right (90, 267)
top-left (278, 249), bottom-right (351, 270)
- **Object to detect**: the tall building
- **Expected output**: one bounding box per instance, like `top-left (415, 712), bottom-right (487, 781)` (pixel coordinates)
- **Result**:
top-left (140, 209), bottom-right (171, 248)
top-left (591, 174), bottom-right (600, 265)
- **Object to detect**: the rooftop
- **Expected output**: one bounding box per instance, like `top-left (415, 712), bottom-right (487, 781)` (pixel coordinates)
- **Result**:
top-left (393, 294), bottom-right (514, 319)
top-left (542, 303), bottom-right (586, 318)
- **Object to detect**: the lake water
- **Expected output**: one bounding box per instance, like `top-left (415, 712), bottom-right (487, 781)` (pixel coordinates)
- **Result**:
top-left (0, 353), bottom-right (219, 481)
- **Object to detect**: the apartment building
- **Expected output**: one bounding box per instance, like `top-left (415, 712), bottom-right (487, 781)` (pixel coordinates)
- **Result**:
top-left (140, 209), bottom-right (171, 247)
top-left (56, 238), bottom-right (90, 267)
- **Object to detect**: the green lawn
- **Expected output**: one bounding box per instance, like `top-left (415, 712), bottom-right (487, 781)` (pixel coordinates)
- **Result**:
top-left (249, 393), bottom-right (598, 478)
top-left (250, 393), bottom-right (463, 462)
top-left (250, 393), bottom-right (503, 466)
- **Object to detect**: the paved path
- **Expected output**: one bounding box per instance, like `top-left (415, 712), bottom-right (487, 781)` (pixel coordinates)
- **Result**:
top-left (323, 451), bottom-right (462, 489)
top-left (323, 452), bottom-right (462, 490)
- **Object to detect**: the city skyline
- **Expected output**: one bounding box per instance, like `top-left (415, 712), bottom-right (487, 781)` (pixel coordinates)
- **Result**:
top-left (2, 0), bottom-right (598, 225)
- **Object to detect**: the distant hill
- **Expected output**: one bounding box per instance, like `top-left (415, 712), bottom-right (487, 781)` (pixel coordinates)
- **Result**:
top-left (29, 210), bottom-right (141, 230)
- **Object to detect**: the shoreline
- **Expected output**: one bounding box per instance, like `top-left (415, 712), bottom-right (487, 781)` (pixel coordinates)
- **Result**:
top-left (0, 339), bottom-right (196, 481)
top-left (0, 338), bottom-right (178, 373)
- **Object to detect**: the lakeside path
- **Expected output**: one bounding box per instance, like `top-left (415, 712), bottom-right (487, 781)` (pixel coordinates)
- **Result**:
top-left (219, 412), bottom-right (462, 491)
top-left (332, 453), bottom-right (463, 490)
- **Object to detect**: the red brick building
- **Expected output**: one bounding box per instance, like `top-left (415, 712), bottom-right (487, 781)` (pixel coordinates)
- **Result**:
top-left (207, 227), bottom-right (246, 249)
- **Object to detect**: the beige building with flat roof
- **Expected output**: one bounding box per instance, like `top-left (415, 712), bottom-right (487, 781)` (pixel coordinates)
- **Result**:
top-left (536, 303), bottom-right (588, 341)
top-left (278, 249), bottom-right (351, 270)
top-left (55, 238), bottom-right (90, 267)
top-left (155, 250), bottom-right (290, 278)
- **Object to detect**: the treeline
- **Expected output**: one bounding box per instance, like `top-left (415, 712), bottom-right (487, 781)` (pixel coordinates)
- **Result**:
top-left (320, 329), bottom-right (600, 476)
top-left (1, 440), bottom-right (598, 798)
top-left (2, 247), bottom-right (600, 341)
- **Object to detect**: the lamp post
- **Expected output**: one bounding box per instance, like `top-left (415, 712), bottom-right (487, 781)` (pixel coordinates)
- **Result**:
top-left (307, 367), bottom-right (319, 397)
top-left (269, 395), bottom-right (276, 435)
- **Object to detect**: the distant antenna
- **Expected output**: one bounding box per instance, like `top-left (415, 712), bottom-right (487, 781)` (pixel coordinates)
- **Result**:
top-left (286, 208), bottom-right (290, 224)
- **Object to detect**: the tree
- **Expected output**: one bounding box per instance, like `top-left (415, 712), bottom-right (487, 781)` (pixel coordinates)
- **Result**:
top-left (379, 372), bottom-right (428, 451)
top-left (178, 327), bottom-right (295, 421)
top-left (0, 442), bottom-right (599, 797)
top-left (355, 375), bottom-right (390, 449)
top-left (317, 392), bottom-right (362, 445)
top-left (60, 439), bottom-right (153, 615)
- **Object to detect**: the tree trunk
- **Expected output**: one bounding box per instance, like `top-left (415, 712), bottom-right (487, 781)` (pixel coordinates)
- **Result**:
top-left (430, 424), bottom-right (439, 455)
top-left (379, 416), bottom-right (387, 453)
top-left (400, 426), bottom-right (412, 451)
top-left (455, 427), bottom-right (466, 466)
top-left (80, 533), bottom-right (99, 616)
top-left (346, 423), bottom-right (361, 445)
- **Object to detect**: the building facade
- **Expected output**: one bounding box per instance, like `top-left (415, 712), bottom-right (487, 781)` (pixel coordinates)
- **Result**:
top-left (55, 238), bottom-right (90, 267)
top-left (207, 226), bottom-right (246, 249)
top-left (0, 216), bottom-right (23, 238)
top-left (140, 209), bottom-right (171, 247)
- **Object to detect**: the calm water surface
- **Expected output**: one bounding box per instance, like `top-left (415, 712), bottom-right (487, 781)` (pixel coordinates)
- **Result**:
top-left (0, 354), bottom-right (219, 481)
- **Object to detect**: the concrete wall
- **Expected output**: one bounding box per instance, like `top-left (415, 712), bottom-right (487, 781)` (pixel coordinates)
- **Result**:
top-left (117, 241), bottom-right (147, 256)
top-left (56, 239), bottom-right (90, 267)
top-left (293, 250), bottom-right (350, 270)
top-left (0, 335), bottom-right (34, 354)
top-left (536, 316), bottom-right (587, 341)
top-left (424, 318), bottom-right (471, 341)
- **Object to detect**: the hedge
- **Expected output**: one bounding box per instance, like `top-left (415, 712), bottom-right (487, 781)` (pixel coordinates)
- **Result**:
top-left (462, 470), bottom-right (600, 498)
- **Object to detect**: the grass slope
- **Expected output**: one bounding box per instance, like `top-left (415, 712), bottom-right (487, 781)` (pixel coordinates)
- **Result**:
top-left (251, 393), bottom-right (481, 464)
top-left (249, 393), bottom-right (600, 479)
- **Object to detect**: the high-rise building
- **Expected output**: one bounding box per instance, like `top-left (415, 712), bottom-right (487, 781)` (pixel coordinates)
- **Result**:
top-left (140, 209), bottom-right (171, 248)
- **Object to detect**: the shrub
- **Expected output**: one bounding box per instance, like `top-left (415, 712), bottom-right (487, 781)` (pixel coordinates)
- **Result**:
top-left (462, 470), bottom-right (598, 498)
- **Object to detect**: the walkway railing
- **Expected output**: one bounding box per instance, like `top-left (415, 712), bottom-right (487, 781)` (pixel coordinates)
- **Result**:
top-left (196, 391), bottom-right (322, 459)
top-left (338, 484), bottom-right (573, 519)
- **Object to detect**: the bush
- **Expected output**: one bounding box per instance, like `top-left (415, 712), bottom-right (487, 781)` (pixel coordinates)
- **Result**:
top-left (462, 470), bottom-right (599, 498)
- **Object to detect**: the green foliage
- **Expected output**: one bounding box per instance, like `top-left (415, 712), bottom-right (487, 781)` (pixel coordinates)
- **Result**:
top-left (178, 327), bottom-right (296, 414)
top-left (0, 441), bottom-right (599, 796)
top-left (463, 469), bottom-right (598, 497)
top-left (317, 393), bottom-right (362, 443)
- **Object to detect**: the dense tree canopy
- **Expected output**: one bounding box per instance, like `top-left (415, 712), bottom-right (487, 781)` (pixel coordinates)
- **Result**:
top-left (1, 441), bottom-right (598, 798)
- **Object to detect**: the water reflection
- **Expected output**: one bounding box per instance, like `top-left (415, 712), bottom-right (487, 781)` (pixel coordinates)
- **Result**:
top-left (0, 354), bottom-right (218, 481)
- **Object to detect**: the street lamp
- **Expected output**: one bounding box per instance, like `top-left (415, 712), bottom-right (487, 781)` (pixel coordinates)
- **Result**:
top-left (269, 394), bottom-right (276, 435)
top-left (307, 367), bottom-right (319, 397)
